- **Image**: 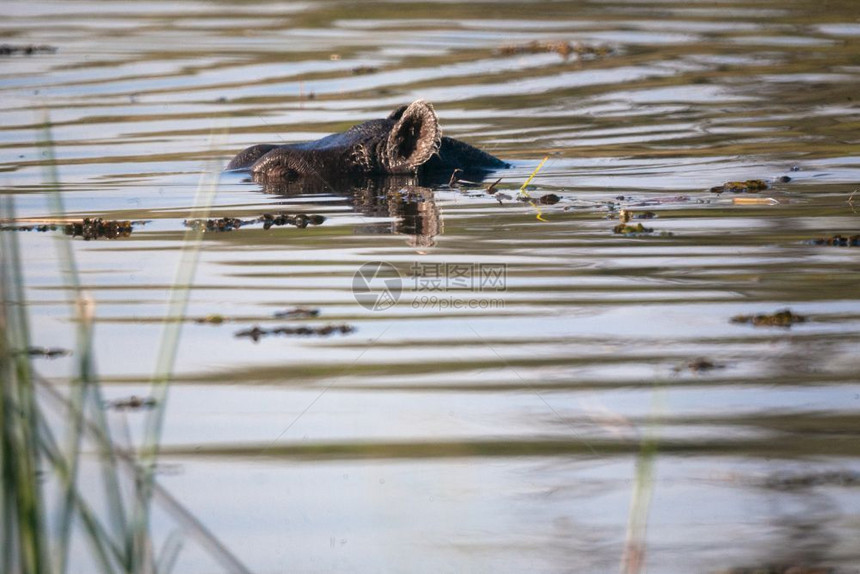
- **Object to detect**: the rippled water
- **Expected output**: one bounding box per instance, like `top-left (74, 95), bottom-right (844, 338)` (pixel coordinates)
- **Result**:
top-left (3, 0), bottom-right (860, 572)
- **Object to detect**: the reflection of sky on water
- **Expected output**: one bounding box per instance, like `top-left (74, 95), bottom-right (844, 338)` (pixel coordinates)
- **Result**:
top-left (5, 0), bottom-right (860, 571)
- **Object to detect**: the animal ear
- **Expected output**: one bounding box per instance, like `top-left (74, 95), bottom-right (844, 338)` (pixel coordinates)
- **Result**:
top-left (386, 100), bottom-right (441, 171)
top-left (387, 105), bottom-right (408, 121)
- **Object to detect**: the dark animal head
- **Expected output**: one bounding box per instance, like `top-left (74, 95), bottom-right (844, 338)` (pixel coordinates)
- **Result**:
top-left (228, 100), bottom-right (444, 183)
top-left (227, 99), bottom-right (507, 185)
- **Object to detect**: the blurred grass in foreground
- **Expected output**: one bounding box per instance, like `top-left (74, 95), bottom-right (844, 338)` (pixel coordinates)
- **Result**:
top-left (0, 116), bottom-right (247, 574)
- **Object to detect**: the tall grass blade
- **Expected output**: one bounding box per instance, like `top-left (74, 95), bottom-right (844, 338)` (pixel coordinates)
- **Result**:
top-left (35, 374), bottom-right (252, 574)
top-left (5, 113), bottom-right (248, 574)
top-left (620, 387), bottom-right (662, 574)
top-left (2, 199), bottom-right (21, 574)
top-left (0, 195), bottom-right (49, 574)
top-left (130, 126), bottom-right (228, 571)
top-left (36, 412), bottom-right (121, 574)
top-left (155, 531), bottom-right (184, 574)
top-left (37, 112), bottom-right (129, 574)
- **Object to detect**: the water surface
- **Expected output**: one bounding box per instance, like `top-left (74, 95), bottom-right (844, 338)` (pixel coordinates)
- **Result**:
top-left (3, 0), bottom-right (860, 572)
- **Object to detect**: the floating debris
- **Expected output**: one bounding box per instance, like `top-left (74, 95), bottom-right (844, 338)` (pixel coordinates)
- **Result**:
top-left (731, 197), bottom-right (780, 205)
top-left (0, 44), bottom-right (57, 56)
top-left (184, 212), bottom-right (326, 232)
top-left (351, 65), bottom-right (379, 75)
top-left (184, 217), bottom-right (249, 232)
top-left (235, 323), bottom-right (355, 342)
top-left (613, 222), bottom-right (654, 234)
top-left (0, 223), bottom-right (59, 233)
top-left (677, 357), bottom-right (724, 374)
top-left (260, 212), bottom-right (326, 230)
top-left (730, 308), bottom-right (807, 328)
top-left (64, 218), bottom-right (134, 240)
top-left (613, 209), bottom-right (654, 234)
top-left (16, 347), bottom-right (71, 359)
top-left (446, 169), bottom-right (483, 190)
top-left (538, 193), bottom-right (561, 205)
top-left (107, 395), bottom-right (157, 411)
top-left (2, 219), bottom-right (146, 238)
top-left (762, 470), bottom-right (860, 491)
top-left (721, 564), bottom-right (835, 574)
top-left (710, 179), bottom-right (770, 194)
top-left (195, 314), bottom-right (226, 324)
top-left (448, 169), bottom-right (463, 188)
top-left (498, 40), bottom-right (612, 59)
top-left (272, 307), bottom-right (320, 319)
top-left (485, 177), bottom-right (503, 195)
top-left (805, 234), bottom-right (860, 247)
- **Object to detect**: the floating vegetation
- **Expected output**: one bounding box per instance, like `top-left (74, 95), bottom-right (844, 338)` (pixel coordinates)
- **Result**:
top-left (732, 197), bottom-right (780, 205)
top-left (0, 223), bottom-right (59, 233)
top-left (106, 395), bottom-right (157, 411)
top-left (805, 234), bottom-right (860, 247)
top-left (260, 212), bottom-right (326, 229)
top-left (710, 179), bottom-right (770, 194)
top-left (195, 308), bottom-right (322, 324)
top-left (64, 218), bottom-right (135, 240)
top-left (447, 169), bottom-right (486, 189)
top-left (720, 563), bottom-right (836, 574)
top-left (676, 357), bottom-right (725, 374)
top-left (448, 169), bottom-right (463, 187)
top-left (612, 209), bottom-right (672, 236)
top-left (184, 212), bottom-right (326, 232)
top-left (351, 65), bottom-right (379, 75)
top-left (0, 44), bottom-right (57, 56)
top-left (761, 470), bottom-right (860, 491)
top-left (515, 156), bottom-right (551, 221)
top-left (235, 324), bottom-right (355, 342)
top-left (184, 217), bottom-right (247, 232)
top-left (498, 40), bottom-right (612, 59)
top-left (730, 308), bottom-right (807, 328)
top-left (613, 222), bottom-right (654, 234)
top-left (273, 307), bottom-right (320, 319)
top-left (485, 177), bottom-right (503, 195)
top-left (15, 346), bottom-right (71, 359)
top-left (1, 218), bottom-right (144, 239)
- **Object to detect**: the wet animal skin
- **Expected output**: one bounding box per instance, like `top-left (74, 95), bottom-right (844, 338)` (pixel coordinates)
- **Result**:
top-left (226, 100), bottom-right (508, 183)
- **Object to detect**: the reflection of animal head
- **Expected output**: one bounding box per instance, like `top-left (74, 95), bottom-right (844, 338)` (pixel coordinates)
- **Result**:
top-left (255, 177), bottom-right (443, 248)
top-left (226, 100), bottom-right (508, 185)
top-left (387, 187), bottom-right (443, 249)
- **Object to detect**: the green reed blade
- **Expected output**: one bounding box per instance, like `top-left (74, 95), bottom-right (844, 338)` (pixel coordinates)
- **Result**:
top-left (131, 127), bottom-right (228, 572)
top-left (36, 411), bottom-right (121, 574)
top-left (0, 196), bottom-right (49, 574)
top-left (35, 371), bottom-right (252, 574)
top-left (621, 385), bottom-right (663, 574)
top-left (155, 531), bottom-right (184, 574)
top-left (37, 112), bottom-right (128, 574)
